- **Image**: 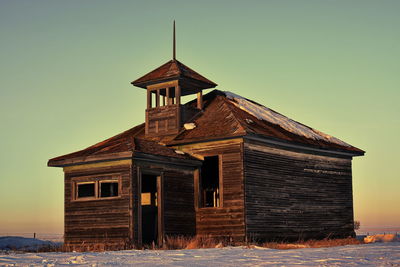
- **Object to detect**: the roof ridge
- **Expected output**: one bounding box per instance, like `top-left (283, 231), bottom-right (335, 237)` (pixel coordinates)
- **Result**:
top-left (219, 95), bottom-right (249, 135)
top-left (131, 60), bottom-right (174, 85)
top-left (175, 60), bottom-right (217, 86)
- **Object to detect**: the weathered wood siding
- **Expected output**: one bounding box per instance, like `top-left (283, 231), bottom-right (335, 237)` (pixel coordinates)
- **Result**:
top-left (180, 139), bottom-right (245, 241)
top-left (64, 161), bottom-right (133, 250)
top-left (163, 169), bottom-right (196, 236)
top-left (146, 105), bottom-right (179, 135)
top-left (244, 140), bottom-right (355, 241)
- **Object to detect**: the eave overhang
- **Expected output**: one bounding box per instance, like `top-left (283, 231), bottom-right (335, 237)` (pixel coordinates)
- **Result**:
top-left (47, 151), bottom-right (133, 168)
top-left (166, 133), bottom-right (365, 158)
top-left (244, 133), bottom-right (365, 158)
top-left (48, 150), bottom-right (201, 169)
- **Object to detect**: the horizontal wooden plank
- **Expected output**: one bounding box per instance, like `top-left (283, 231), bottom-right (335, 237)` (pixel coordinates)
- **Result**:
top-left (244, 141), bottom-right (355, 241)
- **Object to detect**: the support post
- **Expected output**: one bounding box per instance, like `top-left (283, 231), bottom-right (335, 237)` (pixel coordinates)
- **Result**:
top-left (156, 89), bottom-right (160, 107)
top-left (197, 90), bottom-right (203, 110)
top-left (176, 85), bottom-right (181, 106)
top-left (147, 89), bottom-right (152, 109)
top-left (175, 85), bottom-right (181, 127)
top-left (166, 87), bottom-right (170, 105)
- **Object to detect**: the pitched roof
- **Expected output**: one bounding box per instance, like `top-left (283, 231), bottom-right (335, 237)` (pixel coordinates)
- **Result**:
top-left (131, 59), bottom-right (217, 91)
top-left (171, 90), bottom-right (364, 154)
top-left (48, 90), bottom-right (364, 166)
top-left (47, 124), bottom-right (197, 167)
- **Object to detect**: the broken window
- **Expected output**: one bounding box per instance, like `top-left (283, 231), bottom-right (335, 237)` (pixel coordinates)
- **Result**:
top-left (201, 156), bottom-right (221, 208)
top-left (77, 182), bottom-right (95, 198)
top-left (100, 181), bottom-right (119, 198)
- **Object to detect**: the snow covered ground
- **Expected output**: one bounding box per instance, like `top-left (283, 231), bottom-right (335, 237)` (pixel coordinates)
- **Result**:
top-left (1, 242), bottom-right (399, 266)
top-left (0, 236), bottom-right (61, 252)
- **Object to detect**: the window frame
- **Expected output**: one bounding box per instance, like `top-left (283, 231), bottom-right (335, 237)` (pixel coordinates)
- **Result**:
top-left (99, 179), bottom-right (121, 199)
top-left (75, 181), bottom-right (97, 200)
top-left (198, 154), bottom-right (223, 209)
top-left (71, 175), bottom-right (122, 202)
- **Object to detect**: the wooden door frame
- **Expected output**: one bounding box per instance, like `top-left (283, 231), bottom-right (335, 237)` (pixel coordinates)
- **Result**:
top-left (137, 168), bottom-right (164, 248)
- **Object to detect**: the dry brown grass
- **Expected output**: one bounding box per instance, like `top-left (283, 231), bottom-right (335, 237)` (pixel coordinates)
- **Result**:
top-left (164, 236), bottom-right (362, 250)
top-left (63, 241), bottom-right (134, 252)
top-left (30, 236), bottom-right (362, 252)
top-left (261, 237), bottom-right (362, 250)
top-left (164, 235), bottom-right (224, 250)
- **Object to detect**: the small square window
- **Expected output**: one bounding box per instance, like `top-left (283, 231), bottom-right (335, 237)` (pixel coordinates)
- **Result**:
top-left (77, 183), bottom-right (95, 198)
top-left (100, 182), bottom-right (119, 198)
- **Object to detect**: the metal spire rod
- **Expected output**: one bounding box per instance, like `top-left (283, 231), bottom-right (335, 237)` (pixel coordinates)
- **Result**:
top-left (173, 20), bottom-right (176, 60)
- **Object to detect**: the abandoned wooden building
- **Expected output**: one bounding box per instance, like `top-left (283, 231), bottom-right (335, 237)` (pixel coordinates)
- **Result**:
top-left (48, 29), bottom-right (364, 250)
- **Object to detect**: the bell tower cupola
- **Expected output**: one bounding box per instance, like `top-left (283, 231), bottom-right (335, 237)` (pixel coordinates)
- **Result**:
top-left (131, 21), bottom-right (217, 137)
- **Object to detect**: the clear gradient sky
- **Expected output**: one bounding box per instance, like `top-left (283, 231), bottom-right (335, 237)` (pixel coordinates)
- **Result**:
top-left (0, 1), bottom-right (399, 234)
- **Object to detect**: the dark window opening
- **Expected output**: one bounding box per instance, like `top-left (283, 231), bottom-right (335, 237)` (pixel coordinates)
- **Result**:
top-left (100, 182), bottom-right (119, 198)
top-left (77, 183), bottom-right (95, 198)
top-left (201, 156), bottom-right (220, 208)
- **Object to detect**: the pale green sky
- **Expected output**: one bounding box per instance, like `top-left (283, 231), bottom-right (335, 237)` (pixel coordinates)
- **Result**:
top-left (0, 0), bottom-right (399, 234)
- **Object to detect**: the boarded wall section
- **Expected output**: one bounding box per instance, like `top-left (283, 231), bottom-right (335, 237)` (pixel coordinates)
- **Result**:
top-left (63, 161), bottom-right (133, 250)
top-left (164, 169), bottom-right (196, 236)
top-left (244, 140), bottom-right (355, 241)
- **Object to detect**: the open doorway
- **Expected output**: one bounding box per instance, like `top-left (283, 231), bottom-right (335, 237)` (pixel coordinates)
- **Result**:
top-left (141, 174), bottom-right (161, 246)
top-left (201, 156), bottom-right (221, 208)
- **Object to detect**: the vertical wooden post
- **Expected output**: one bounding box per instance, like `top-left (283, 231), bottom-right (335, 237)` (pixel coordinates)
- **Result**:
top-left (156, 89), bottom-right (160, 107)
top-left (218, 155), bottom-right (223, 208)
top-left (175, 85), bottom-right (181, 127)
top-left (157, 175), bottom-right (164, 247)
top-left (194, 169), bottom-right (200, 211)
top-left (137, 168), bottom-right (143, 248)
top-left (155, 90), bottom-right (159, 132)
top-left (197, 90), bottom-right (203, 110)
top-left (175, 85), bottom-right (181, 106)
top-left (147, 89), bottom-right (152, 109)
top-left (166, 87), bottom-right (170, 105)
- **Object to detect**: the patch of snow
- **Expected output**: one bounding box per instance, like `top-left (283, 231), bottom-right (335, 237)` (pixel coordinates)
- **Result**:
top-left (184, 123), bottom-right (196, 130)
top-left (224, 91), bottom-right (351, 147)
top-left (174, 150), bottom-right (185, 155)
top-left (0, 242), bottom-right (399, 266)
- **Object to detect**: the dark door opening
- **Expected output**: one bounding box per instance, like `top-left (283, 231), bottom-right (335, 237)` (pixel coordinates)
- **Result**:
top-left (141, 174), bottom-right (159, 245)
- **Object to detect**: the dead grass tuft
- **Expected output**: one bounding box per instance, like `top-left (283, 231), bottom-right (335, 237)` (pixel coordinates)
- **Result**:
top-left (164, 235), bottom-right (223, 250)
top-left (262, 237), bottom-right (362, 250)
top-left (164, 236), bottom-right (193, 250)
top-left (185, 236), bottom-right (222, 249)
top-left (62, 241), bottom-right (134, 252)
